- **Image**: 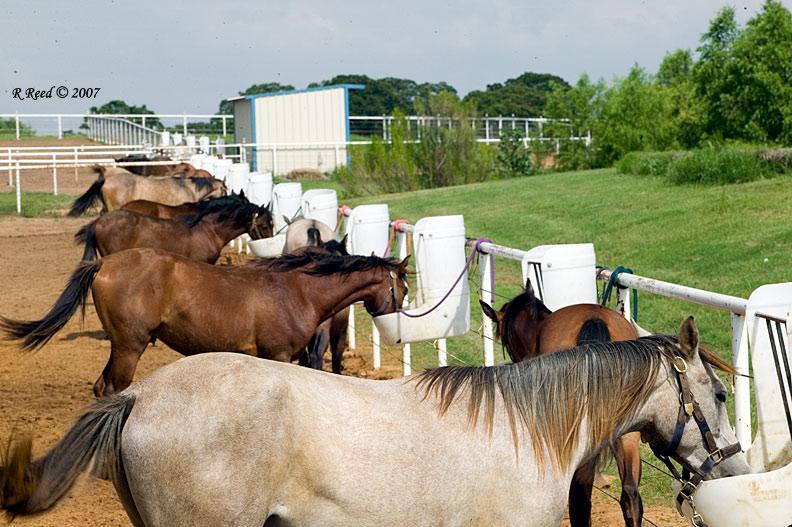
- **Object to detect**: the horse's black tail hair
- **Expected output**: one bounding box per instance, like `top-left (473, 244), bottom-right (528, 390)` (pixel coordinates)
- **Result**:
top-left (74, 219), bottom-right (99, 261)
top-left (576, 319), bottom-right (612, 346)
top-left (67, 168), bottom-right (105, 216)
top-left (0, 260), bottom-right (102, 351)
top-left (306, 226), bottom-right (322, 247)
top-left (0, 395), bottom-right (136, 519)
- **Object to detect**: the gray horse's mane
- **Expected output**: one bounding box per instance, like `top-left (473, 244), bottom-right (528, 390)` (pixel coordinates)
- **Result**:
top-left (416, 335), bottom-right (683, 472)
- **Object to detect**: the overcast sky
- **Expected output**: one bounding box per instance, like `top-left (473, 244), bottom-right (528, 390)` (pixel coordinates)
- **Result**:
top-left (1, 0), bottom-right (779, 116)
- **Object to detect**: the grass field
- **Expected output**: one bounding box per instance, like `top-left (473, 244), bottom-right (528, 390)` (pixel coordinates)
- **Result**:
top-left (0, 191), bottom-right (74, 217)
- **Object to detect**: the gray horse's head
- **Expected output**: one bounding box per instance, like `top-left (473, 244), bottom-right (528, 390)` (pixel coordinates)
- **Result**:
top-left (640, 317), bottom-right (750, 480)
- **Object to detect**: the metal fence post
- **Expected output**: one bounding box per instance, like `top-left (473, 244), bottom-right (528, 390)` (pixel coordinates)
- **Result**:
top-left (397, 228), bottom-right (411, 375)
top-left (182, 115), bottom-right (188, 136)
top-left (52, 154), bottom-right (58, 195)
top-left (15, 162), bottom-right (21, 214)
top-left (222, 116), bottom-right (228, 137)
top-left (372, 319), bottom-right (381, 370)
top-left (731, 313), bottom-right (752, 447)
top-left (480, 251), bottom-right (495, 366)
top-left (15, 115), bottom-right (20, 140)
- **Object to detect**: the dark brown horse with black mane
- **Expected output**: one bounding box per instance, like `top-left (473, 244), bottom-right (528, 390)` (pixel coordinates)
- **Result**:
top-left (0, 249), bottom-right (409, 397)
top-left (480, 279), bottom-right (642, 527)
top-left (68, 167), bottom-right (226, 216)
top-left (75, 193), bottom-right (273, 263)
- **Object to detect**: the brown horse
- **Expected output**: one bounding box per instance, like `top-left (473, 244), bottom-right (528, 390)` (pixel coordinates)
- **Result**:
top-left (480, 279), bottom-right (643, 527)
top-left (1, 249), bottom-right (409, 397)
top-left (120, 199), bottom-right (200, 218)
top-left (75, 194), bottom-right (273, 263)
top-left (67, 167), bottom-right (226, 216)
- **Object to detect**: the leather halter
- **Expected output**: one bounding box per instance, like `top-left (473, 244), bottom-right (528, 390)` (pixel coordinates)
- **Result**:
top-left (650, 355), bottom-right (742, 527)
top-left (370, 271), bottom-right (400, 317)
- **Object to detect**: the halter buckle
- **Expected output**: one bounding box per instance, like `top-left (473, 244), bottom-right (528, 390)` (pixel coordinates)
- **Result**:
top-left (672, 356), bottom-right (688, 373)
top-left (707, 448), bottom-right (724, 464)
top-left (691, 513), bottom-right (705, 527)
top-left (679, 480), bottom-right (698, 499)
top-left (684, 402), bottom-right (694, 416)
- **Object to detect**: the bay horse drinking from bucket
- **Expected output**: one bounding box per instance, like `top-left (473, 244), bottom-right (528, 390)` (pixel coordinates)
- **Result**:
top-left (75, 193), bottom-right (273, 263)
top-left (480, 279), bottom-right (642, 526)
top-left (285, 218), bottom-right (351, 374)
top-left (67, 167), bottom-right (226, 216)
top-left (0, 318), bottom-right (749, 526)
top-left (0, 249), bottom-right (409, 396)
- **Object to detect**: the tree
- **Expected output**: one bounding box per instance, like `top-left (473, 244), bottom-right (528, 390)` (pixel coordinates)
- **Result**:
top-left (462, 72), bottom-right (570, 117)
top-left (657, 49), bottom-right (694, 87)
top-left (88, 100), bottom-right (161, 128)
top-left (658, 50), bottom-right (704, 148)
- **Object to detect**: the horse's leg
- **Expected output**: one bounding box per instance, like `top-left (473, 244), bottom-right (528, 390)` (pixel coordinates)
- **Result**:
top-left (330, 317), bottom-right (348, 374)
top-left (94, 330), bottom-right (149, 397)
top-left (614, 432), bottom-right (643, 527)
top-left (568, 461), bottom-right (595, 527)
top-left (305, 327), bottom-right (330, 371)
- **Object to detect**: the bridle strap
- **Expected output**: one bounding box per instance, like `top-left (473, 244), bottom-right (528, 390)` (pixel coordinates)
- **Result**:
top-left (370, 271), bottom-right (400, 317)
top-left (650, 356), bottom-right (742, 527)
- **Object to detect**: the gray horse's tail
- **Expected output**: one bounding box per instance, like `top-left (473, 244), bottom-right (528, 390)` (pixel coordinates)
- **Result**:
top-left (0, 395), bottom-right (135, 519)
top-left (74, 219), bottom-right (99, 261)
top-left (68, 167), bottom-right (105, 217)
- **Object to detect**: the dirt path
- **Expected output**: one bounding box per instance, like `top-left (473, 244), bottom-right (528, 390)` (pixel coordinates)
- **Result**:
top-left (0, 217), bottom-right (685, 526)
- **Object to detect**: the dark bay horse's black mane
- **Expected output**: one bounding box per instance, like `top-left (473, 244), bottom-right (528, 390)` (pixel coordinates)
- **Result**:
top-left (255, 249), bottom-right (400, 276)
top-left (181, 194), bottom-right (269, 228)
top-left (173, 176), bottom-right (220, 191)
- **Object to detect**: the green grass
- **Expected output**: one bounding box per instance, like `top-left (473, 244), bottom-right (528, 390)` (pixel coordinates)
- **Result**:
top-left (340, 167), bottom-right (792, 506)
top-left (0, 191), bottom-right (75, 217)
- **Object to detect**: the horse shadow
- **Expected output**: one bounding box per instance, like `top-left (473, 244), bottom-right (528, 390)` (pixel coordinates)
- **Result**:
top-left (62, 330), bottom-right (107, 342)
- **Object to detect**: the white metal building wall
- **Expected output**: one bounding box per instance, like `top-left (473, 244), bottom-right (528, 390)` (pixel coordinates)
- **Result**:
top-left (233, 99), bottom-right (252, 144)
top-left (252, 87), bottom-right (347, 175)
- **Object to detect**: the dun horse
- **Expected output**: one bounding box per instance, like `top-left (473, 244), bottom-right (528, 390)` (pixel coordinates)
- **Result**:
top-left (67, 167), bottom-right (226, 216)
top-left (1, 249), bottom-right (408, 396)
top-left (285, 218), bottom-right (350, 373)
top-left (480, 280), bottom-right (643, 526)
top-left (120, 199), bottom-right (200, 218)
top-left (0, 318), bottom-right (749, 526)
top-left (75, 194), bottom-right (273, 263)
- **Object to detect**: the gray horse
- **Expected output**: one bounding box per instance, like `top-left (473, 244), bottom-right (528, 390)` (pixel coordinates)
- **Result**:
top-left (285, 218), bottom-right (350, 373)
top-left (1, 317), bottom-right (748, 526)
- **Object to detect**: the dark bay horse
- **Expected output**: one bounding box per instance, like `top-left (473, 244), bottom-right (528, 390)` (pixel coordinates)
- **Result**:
top-left (75, 194), bottom-right (273, 263)
top-left (480, 279), bottom-right (643, 527)
top-left (115, 154), bottom-right (175, 176)
top-left (67, 167), bottom-right (226, 216)
top-left (285, 218), bottom-right (351, 374)
top-left (1, 249), bottom-right (409, 397)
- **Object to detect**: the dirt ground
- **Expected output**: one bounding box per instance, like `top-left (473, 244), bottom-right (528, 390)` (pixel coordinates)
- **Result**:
top-left (0, 216), bottom-right (686, 526)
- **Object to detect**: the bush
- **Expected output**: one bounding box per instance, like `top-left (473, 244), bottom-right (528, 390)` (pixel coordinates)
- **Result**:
top-left (496, 128), bottom-right (534, 177)
top-left (616, 151), bottom-right (685, 177)
top-left (666, 146), bottom-right (774, 185)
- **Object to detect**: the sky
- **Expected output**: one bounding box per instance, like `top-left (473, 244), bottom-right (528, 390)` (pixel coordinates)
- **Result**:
top-left (0, 0), bottom-right (781, 116)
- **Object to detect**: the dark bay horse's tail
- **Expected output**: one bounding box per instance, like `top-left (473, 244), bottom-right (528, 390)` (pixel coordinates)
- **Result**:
top-left (0, 261), bottom-right (101, 351)
top-left (576, 319), bottom-right (611, 346)
top-left (74, 219), bottom-right (99, 261)
top-left (67, 168), bottom-right (105, 216)
top-left (0, 395), bottom-right (136, 519)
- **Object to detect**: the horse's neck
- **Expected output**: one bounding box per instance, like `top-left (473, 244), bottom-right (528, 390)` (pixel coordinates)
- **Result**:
top-left (297, 269), bottom-right (385, 321)
top-left (199, 215), bottom-right (247, 246)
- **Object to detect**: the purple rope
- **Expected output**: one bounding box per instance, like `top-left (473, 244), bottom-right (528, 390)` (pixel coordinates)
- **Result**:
top-left (396, 237), bottom-right (492, 319)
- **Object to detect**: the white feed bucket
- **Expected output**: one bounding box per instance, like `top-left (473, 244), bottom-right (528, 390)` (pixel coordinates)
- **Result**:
top-left (189, 153), bottom-right (206, 168)
top-left (248, 172), bottom-right (273, 207)
top-left (213, 159), bottom-right (233, 182)
top-left (518, 244), bottom-right (598, 311)
top-left (248, 235), bottom-right (286, 258)
top-left (199, 135), bottom-right (210, 152)
top-left (160, 131), bottom-right (170, 146)
top-left (347, 204), bottom-right (390, 256)
top-left (172, 133), bottom-right (183, 146)
top-left (302, 189), bottom-right (338, 231)
top-left (272, 182), bottom-right (303, 234)
top-left (374, 215), bottom-right (470, 345)
top-left (227, 163), bottom-right (250, 195)
top-left (185, 135), bottom-right (197, 148)
top-left (201, 156), bottom-right (219, 176)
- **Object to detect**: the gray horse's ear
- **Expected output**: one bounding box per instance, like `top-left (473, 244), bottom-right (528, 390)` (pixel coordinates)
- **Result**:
top-left (282, 215), bottom-right (292, 226)
top-left (679, 316), bottom-right (699, 358)
top-left (479, 300), bottom-right (501, 324)
top-left (524, 277), bottom-right (534, 295)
